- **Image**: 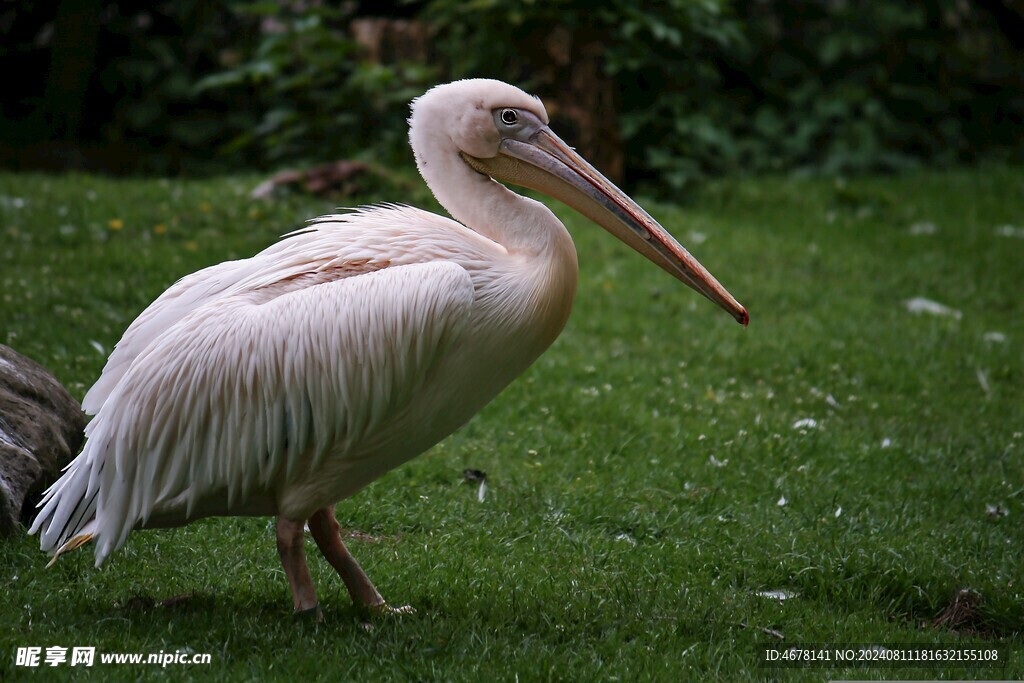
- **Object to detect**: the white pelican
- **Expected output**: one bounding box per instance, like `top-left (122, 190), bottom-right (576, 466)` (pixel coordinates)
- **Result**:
top-left (31, 79), bottom-right (746, 617)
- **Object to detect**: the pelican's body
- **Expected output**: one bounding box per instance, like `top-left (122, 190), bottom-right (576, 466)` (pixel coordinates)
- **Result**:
top-left (87, 204), bottom-right (575, 533)
top-left (32, 80), bottom-right (745, 615)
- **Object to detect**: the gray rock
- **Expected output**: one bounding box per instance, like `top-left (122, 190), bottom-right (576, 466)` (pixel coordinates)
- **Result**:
top-left (0, 345), bottom-right (86, 536)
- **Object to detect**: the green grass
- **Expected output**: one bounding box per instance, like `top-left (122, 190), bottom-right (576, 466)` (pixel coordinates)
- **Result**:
top-left (1, 168), bottom-right (1021, 680)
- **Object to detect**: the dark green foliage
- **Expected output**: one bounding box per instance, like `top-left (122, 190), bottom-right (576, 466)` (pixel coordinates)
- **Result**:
top-left (425, 0), bottom-right (747, 191)
top-left (97, 2), bottom-right (256, 173)
top-left (0, 1), bottom-right (253, 173)
top-left (2, 1), bottom-right (1023, 190)
top-left (728, 2), bottom-right (1024, 176)
top-left (132, 0), bottom-right (1024, 189)
top-left (427, 0), bottom-right (1024, 191)
top-left (193, 3), bottom-right (437, 168)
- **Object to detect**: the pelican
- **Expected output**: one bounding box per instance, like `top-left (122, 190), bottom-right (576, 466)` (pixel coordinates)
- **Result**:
top-left (31, 79), bottom-right (746, 617)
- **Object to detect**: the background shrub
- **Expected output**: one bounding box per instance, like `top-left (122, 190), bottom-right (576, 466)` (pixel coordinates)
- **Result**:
top-left (1, 0), bottom-right (1021, 192)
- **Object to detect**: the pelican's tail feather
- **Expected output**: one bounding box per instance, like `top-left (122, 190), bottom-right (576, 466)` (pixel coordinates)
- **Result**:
top-left (46, 520), bottom-right (97, 567)
top-left (29, 455), bottom-right (101, 563)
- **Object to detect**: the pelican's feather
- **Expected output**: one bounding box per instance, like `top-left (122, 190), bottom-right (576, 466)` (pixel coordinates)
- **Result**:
top-left (33, 260), bottom-right (475, 565)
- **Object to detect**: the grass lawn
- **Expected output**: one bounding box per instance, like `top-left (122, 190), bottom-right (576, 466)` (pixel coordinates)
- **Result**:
top-left (0, 167), bottom-right (1021, 680)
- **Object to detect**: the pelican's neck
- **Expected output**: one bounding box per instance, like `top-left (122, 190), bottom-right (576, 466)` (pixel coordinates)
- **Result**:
top-left (411, 123), bottom-right (573, 261)
top-left (409, 102), bottom-right (579, 351)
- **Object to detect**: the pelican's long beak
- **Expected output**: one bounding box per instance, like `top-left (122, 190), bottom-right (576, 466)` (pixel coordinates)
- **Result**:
top-left (463, 127), bottom-right (748, 325)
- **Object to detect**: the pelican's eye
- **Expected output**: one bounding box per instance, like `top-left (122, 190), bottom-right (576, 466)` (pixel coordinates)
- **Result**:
top-left (500, 108), bottom-right (519, 126)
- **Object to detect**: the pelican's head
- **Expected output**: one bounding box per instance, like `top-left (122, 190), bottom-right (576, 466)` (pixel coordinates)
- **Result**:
top-left (411, 79), bottom-right (748, 326)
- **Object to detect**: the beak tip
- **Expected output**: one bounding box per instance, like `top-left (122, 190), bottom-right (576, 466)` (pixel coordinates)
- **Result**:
top-left (736, 307), bottom-right (749, 327)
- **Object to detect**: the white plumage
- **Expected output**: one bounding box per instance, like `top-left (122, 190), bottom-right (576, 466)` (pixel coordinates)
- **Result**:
top-left (32, 79), bottom-right (745, 615)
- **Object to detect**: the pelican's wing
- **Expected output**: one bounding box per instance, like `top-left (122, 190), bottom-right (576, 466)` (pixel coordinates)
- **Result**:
top-left (33, 261), bottom-right (475, 564)
top-left (81, 207), bottom-right (474, 414)
top-left (82, 257), bottom-right (266, 414)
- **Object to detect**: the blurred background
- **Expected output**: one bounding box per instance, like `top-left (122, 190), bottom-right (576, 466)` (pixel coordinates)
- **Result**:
top-left (2, 0), bottom-right (1023, 195)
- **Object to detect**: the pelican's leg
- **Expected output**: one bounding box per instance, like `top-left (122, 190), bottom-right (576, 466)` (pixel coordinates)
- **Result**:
top-left (275, 516), bottom-right (321, 619)
top-left (308, 506), bottom-right (412, 614)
